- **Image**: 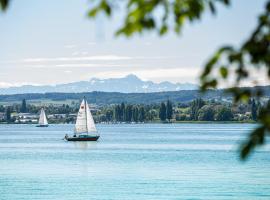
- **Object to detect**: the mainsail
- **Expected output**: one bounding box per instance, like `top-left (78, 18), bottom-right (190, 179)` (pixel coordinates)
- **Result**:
top-left (38, 108), bottom-right (48, 125)
top-left (74, 98), bottom-right (97, 134)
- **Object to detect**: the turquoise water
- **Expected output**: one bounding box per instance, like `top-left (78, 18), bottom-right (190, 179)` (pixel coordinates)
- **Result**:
top-left (0, 124), bottom-right (270, 200)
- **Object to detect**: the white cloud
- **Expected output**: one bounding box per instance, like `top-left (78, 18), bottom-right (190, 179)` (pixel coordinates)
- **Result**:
top-left (55, 63), bottom-right (124, 68)
top-left (26, 63), bottom-right (128, 68)
top-left (81, 51), bottom-right (89, 55)
top-left (0, 82), bottom-right (41, 88)
top-left (144, 42), bottom-right (152, 46)
top-left (0, 82), bottom-right (14, 88)
top-left (72, 51), bottom-right (80, 56)
top-left (87, 42), bottom-right (96, 45)
top-left (22, 55), bottom-right (132, 63)
top-left (64, 44), bottom-right (76, 49)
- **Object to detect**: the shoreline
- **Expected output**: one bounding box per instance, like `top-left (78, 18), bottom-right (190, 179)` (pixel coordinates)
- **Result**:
top-left (0, 121), bottom-right (257, 125)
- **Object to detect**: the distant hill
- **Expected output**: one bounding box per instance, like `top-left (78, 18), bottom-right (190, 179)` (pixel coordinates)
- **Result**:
top-left (0, 89), bottom-right (230, 105)
top-left (0, 85), bottom-right (269, 105)
top-left (0, 74), bottom-right (198, 94)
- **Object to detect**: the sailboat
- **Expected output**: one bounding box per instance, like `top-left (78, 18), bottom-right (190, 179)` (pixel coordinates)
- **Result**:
top-left (36, 108), bottom-right (49, 127)
top-left (65, 97), bottom-right (99, 141)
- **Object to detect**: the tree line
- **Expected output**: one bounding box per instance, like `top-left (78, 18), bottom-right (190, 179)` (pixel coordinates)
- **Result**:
top-left (1, 98), bottom-right (262, 123)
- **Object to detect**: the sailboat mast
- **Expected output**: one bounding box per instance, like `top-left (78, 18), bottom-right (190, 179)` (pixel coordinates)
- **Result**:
top-left (84, 97), bottom-right (88, 134)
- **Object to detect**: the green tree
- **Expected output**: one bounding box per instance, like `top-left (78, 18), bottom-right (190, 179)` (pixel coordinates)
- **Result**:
top-left (198, 105), bottom-right (215, 121)
top-left (98, 114), bottom-right (107, 122)
top-left (114, 105), bottom-right (121, 122)
top-left (0, 105), bottom-right (4, 112)
top-left (106, 110), bottom-right (113, 122)
top-left (190, 98), bottom-right (205, 120)
top-left (125, 105), bottom-right (133, 122)
top-left (166, 100), bottom-right (173, 122)
top-left (251, 99), bottom-right (258, 121)
top-left (216, 106), bottom-right (233, 121)
top-left (148, 109), bottom-right (157, 121)
top-left (5, 106), bottom-right (11, 122)
top-left (138, 106), bottom-right (145, 122)
top-left (20, 99), bottom-right (27, 113)
top-left (159, 102), bottom-right (167, 121)
top-left (120, 102), bottom-right (125, 122)
top-left (176, 114), bottom-right (187, 121)
top-left (132, 106), bottom-right (139, 122)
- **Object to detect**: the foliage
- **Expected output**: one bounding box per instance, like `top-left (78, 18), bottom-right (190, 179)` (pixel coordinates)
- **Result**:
top-left (87, 0), bottom-right (270, 159)
top-left (138, 106), bottom-right (145, 122)
top-left (159, 102), bottom-right (167, 121)
top-left (88, 0), bottom-right (230, 36)
top-left (199, 1), bottom-right (270, 159)
top-left (198, 105), bottom-right (214, 121)
top-left (190, 98), bottom-right (205, 120)
top-left (175, 113), bottom-right (187, 121)
top-left (114, 104), bottom-right (121, 121)
top-left (251, 99), bottom-right (258, 121)
top-left (215, 106), bottom-right (233, 121)
top-left (132, 106), bottom-right (139, 122)
top-left (0, 98), bottom-right (263, 124)
top-left (0, 105), bottom-right (4, 112)
top-left (0, 0), bottom-right (8, 11)
top-left (105, 110), bottom-right (113, 122)
top-left (5, 106), bottom-right (11, 122)
top-left (125, 104), bottom-right (133, 122)
top-left (241, 101), bottom-right (270, 158)
top-left (166, 100), bottom-right (173, 121)
top-left (20, 99), bottom-right (27, 113)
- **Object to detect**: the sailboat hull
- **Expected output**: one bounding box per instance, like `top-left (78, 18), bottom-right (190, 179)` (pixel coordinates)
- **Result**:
top-left (66, 135), bottom-right (100, 141)
top-left (36, 124), bottom-right (49, 127)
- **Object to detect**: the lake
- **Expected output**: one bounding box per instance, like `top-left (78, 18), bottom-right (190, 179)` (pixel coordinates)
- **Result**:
top-left (0, 123), bottom-right (270, 200)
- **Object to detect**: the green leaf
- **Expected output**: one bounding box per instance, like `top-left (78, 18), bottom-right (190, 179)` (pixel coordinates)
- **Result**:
top-left (219, 66), bottom-right (228, 78)
top-left (159, 25), bottom-right (168, 35)
top-left (100, 0), bottom-right (111, 16)
top-left (88, 8), bottom-right (99, 17)
top-left (208, 1), bottom-right (216, 14)
top-left (240, 126), bottom-right (265, 160)
top-left (0, 0), bottom-right (9, 11)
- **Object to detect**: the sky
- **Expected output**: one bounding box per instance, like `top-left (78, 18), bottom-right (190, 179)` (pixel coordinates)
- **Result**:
top-left (0, 0), bottom-right (267, 87)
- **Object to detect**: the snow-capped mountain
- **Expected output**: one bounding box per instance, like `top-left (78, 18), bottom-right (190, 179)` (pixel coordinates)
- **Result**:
top-left (0, 74), bottom-right (198, 94)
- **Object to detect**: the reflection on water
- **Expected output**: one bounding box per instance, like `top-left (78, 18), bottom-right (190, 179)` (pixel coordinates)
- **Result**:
top-left (73, 141), bottom-right (98, 150)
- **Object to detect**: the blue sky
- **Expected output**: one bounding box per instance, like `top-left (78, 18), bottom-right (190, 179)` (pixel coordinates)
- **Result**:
top-left (0, 0), bottom-right (266, 87)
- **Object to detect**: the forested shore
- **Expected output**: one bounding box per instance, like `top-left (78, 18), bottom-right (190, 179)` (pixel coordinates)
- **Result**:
top-left (0, 98), bottom-right (262, 124)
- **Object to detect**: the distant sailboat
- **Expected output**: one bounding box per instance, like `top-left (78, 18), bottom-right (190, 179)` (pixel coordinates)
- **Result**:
top-left (36, 108), bottom-right (49, 127)
top-left (65, 97), bottom-right (99, 141)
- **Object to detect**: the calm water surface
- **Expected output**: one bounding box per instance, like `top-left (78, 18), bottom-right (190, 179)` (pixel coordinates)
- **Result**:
top-left (0, 123), bottom-right (270, 200)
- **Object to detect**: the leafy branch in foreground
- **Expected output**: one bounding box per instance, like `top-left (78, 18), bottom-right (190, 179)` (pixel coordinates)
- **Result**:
top-left (200, 1), bottom-right (270, 159)
top-left (89, 0), bottom-right (270, 159)
top-left (0, 0), bottom-right (9, 11)
top-left (88, 0), bottom-right (231, 36)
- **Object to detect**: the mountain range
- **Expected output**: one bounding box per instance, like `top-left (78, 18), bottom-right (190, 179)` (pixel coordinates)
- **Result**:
top-left (0, 74), bottom-right (198, 94)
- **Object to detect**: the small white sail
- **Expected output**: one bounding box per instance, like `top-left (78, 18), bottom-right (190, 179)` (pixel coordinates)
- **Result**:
top-left (39, 108), bottom-right (48, 125)
top-left (75, 98), bottom-right (97, 134)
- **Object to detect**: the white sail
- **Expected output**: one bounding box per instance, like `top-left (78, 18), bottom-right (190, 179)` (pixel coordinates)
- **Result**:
top-left (75, 99), bottom-right (97, 134)
top-left (39, 108), bottom-right (48, 125)
top-left (86, 101), bottom-right (97, 132)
